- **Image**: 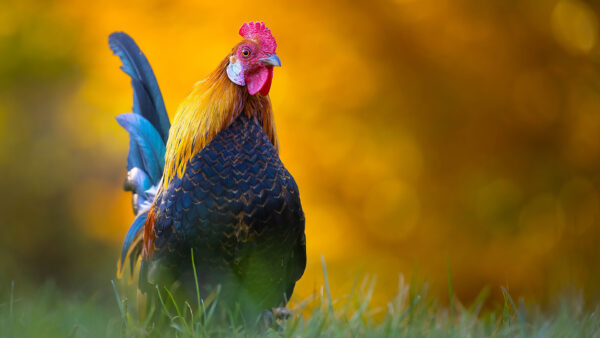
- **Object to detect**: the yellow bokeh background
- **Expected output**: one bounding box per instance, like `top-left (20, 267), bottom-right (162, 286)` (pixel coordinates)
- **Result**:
top-left (2, 0), bottom-right (600, 309)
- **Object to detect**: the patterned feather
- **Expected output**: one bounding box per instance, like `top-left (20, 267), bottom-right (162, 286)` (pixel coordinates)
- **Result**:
top-left (144, 113), bottom-right (306, 318)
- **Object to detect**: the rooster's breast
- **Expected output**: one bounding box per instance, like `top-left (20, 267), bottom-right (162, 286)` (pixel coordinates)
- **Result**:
top-left (147, 113), bottom-right (306, 311)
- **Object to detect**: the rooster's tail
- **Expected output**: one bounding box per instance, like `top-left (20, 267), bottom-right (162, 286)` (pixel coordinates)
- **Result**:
top-left (109, 32), bottom-right (170, 278)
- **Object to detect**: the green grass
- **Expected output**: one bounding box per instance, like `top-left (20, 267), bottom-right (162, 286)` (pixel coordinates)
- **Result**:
top-left (1, 259), bottom-right (599, 338)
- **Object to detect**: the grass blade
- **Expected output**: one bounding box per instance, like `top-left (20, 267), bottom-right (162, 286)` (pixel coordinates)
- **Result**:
top-left (156, 284), bottom-right (172, 318)
top-left (9, 280), bottom-right (14, 322)
top-left (191, 248), bottom-right (201, 313)
top-left (447, 257), bottom-right (454, 325)
top-left (111, 280), bottom-right (126, 324)
top-left (321, 255), bottom-right (334, 313)
top-left (397, 294), bottom-right (421, 326)
top-left (163, 286), bottom-right (182, 318)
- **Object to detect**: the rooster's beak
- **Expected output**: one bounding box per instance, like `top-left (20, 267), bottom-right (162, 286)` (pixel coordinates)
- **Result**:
top-left (259, 54), bottom-right (281, 67)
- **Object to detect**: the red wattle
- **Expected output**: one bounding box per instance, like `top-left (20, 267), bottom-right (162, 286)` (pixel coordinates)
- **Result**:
top-left (259, 67), bottom-right (273, 96)
top-left (246, 66), bottom-right (273, 96)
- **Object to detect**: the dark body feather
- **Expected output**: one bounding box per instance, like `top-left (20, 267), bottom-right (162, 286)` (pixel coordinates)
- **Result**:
top-left (141, 113), bottom-right (306, 318)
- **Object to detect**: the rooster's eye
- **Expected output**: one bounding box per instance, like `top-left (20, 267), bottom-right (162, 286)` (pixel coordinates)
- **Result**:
top-left (241, 48), bottom-right (251, 58)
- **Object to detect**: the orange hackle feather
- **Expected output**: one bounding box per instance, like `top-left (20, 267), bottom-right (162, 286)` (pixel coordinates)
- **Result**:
top-left (142, 47), bottom-right (280, 260)
top-left (162, 49), bottom-right (279, 191)
top-left (142, 207), bottom-right (157, 260)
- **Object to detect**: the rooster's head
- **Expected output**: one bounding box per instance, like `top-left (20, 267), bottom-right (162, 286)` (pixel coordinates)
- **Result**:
top-left (227, 21), bottom-right (281, 96)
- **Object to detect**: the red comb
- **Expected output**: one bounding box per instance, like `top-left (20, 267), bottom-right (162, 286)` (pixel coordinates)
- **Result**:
top-left (239, 21), bottom-right (277, 54)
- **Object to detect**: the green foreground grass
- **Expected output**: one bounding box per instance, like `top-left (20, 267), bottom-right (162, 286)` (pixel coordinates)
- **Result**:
top-left (1, 259), bottom-right (599, 337)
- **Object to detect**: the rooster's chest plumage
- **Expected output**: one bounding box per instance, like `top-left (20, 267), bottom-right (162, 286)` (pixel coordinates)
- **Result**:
top-left (145, 114), bottom-right (305, 310)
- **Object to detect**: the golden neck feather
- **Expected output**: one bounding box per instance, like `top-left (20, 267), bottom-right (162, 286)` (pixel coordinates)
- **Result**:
top-left (161, 56), bottom-right (279, 189)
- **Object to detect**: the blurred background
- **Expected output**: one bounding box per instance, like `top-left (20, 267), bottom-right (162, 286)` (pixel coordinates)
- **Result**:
top-left (1, 0), bottom-right (600, 309)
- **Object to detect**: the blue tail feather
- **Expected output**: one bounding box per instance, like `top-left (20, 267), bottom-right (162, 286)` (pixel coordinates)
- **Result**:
top-left (116, 113), bottom-right (166, 184)
top-left (110, 32), bottom-right (170, 277)
top-left (109, 32), bottom-right (170, 144)
top-left (118, 210), bottom-right (149, 277)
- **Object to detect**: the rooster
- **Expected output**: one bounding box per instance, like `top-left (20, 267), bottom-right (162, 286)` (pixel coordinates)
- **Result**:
top-left (110, 22), bottom-right (306, 322)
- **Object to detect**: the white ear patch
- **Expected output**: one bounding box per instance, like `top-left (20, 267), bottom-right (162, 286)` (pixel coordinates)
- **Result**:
top-left (226, 56), bottom-right (245, 86)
